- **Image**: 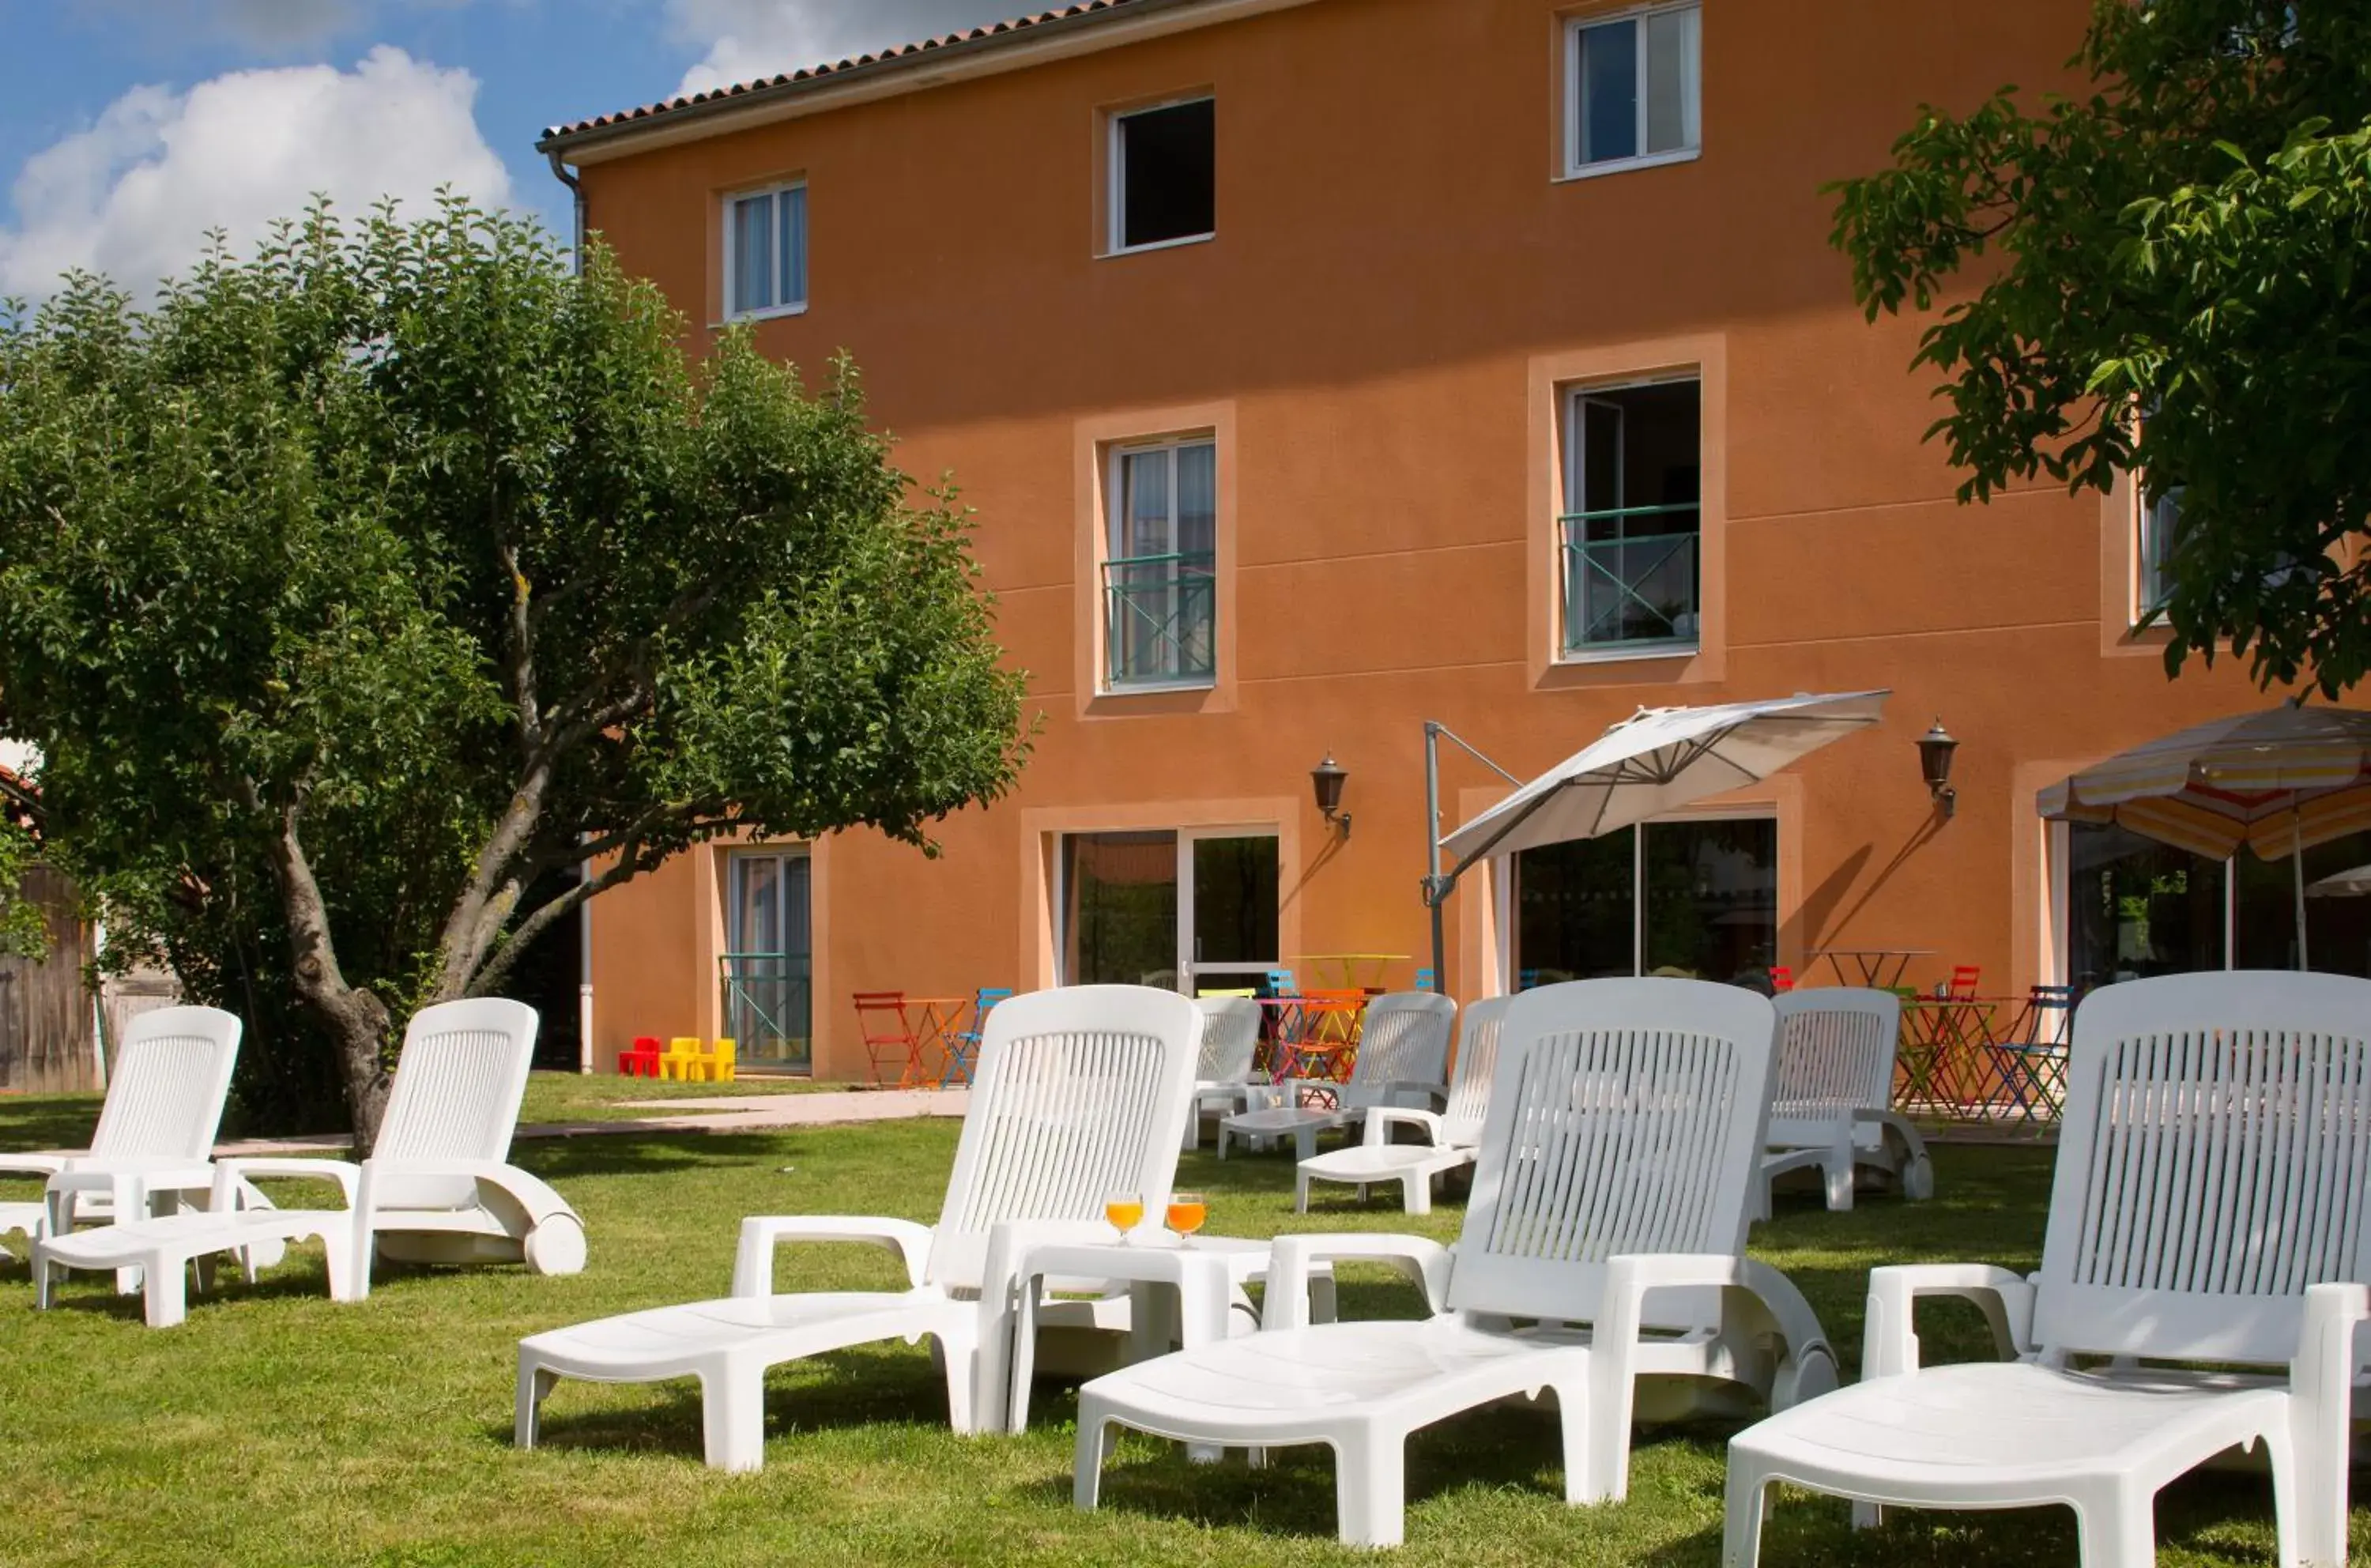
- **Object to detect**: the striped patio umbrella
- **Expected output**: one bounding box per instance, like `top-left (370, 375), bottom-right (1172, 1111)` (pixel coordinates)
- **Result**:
top-left (2037, 702), bottom-right (2371, 969)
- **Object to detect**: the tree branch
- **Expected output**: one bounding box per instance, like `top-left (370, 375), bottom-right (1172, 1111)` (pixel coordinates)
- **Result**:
top-left (467, 839), bottom-right (660, 997)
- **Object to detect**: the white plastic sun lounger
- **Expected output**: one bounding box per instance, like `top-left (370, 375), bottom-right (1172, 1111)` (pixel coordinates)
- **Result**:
top-left (2, 1005), bottom-right (244, 1263)
top-left (1755, 987), bottom-right (1930, 1215)
top-left (1076, 977), bottom-right (1836, 1548)
top-left (515, 984), bottom-right (1202, 1472)
top-left (33, 997), bottom-right (578, 1326)
top-left (1219, 991), bottom-right (1455, 1161)
top-left (1293, 996), bottom-right (1510, 1215)
top-left (1183, 995), bottom-right (1261, 1151)
top-left (1726, 970), bottom-right (2371, 1568)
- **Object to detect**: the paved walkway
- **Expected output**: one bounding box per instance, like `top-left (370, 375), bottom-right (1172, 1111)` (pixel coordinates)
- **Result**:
top-left (213, 1087), bottom-right (971, 1156)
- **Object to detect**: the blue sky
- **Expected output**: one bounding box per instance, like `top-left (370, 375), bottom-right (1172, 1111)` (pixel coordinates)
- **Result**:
top-left (0, 0), bottom-right (1020, 296)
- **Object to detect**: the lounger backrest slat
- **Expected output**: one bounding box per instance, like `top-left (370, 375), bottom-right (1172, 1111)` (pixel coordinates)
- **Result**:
top-left (1192, 996), bottom-right (1261, 1084)
top-left (2034, 971), bottom-right (2371, 1365)
top-left (370, 997), bottom-right (541, 1209)
top-left (1447, 978), bottom-right (1775, 1328)
top-left (928, 986), bottom-right (1199, 1291)
top-left (1440, 997), bottom-right (1514, 1148)
top-left (1766, 989), bottom-right (1901, 1140)
top-left (1338, 991), bottom-right (1457, 1111)
top-left (87, 1005), bottom-right (243, 1162)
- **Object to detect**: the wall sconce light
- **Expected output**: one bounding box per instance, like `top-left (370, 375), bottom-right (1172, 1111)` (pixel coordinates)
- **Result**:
top-left (1917, 718), bottom-right (1959, 819)
top-left (1311, 752), bottom-right (1351, 840)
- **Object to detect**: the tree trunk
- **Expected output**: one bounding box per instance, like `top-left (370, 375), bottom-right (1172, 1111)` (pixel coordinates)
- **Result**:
top-left (317, 984), bottom-right (394, 1153)
top-left (264, 799), bottom-right (396, 1154)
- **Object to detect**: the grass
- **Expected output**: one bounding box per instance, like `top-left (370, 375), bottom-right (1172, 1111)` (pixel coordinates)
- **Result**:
top-left (516, 1070), bottom-right (843, 1127)
top-left (0, 1101), bottom-right (2350, 1567)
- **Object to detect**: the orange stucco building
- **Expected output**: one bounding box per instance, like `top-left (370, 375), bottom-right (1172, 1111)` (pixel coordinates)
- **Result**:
top-left (538, 0), bottom-right (2321, 1080)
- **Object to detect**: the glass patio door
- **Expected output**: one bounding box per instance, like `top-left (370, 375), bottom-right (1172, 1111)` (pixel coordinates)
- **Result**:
top-left (724, 850), bottom-right (812, 1073)
top-left (1058, 828), bottom-right (1279, 993)
top-left (1182, 831), bottom-right (1280, 994)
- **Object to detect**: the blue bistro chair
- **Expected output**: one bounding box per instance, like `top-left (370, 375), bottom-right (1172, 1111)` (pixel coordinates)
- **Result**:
top-left (1414, 967), bottom-right (1438, 993)
top-left (941, 987), bottom-right (1013, 1087)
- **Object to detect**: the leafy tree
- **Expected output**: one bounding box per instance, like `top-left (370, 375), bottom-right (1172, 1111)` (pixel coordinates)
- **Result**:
top-left (1830, 0), bottom-right (2371, 692)
top-left (0, 198), bottom-right (1029, 1145)
top-left (0, 773), bottom-right (47, 960)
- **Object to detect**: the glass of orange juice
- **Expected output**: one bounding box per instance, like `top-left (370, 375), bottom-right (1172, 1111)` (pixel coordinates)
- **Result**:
top-left (1165, 1191), bottom-right (1208, 1247)
top-left (1105, 1192), bottom-right (1144, 1244)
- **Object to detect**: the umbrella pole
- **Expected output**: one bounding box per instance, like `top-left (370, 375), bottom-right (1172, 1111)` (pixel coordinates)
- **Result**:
top-left (2294, 810), bottom-right (2309, 972)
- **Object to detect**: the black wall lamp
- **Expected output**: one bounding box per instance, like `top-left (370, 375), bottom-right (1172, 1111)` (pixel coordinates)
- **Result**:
top-left (1311, 752), bottom-right (1351, 840)
top-left (1917, 719), bottom-right (1959, 819)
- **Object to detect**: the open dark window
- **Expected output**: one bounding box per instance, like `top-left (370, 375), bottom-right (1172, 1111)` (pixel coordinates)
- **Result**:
top-left (1114, 98), bottom-right (1214, 251)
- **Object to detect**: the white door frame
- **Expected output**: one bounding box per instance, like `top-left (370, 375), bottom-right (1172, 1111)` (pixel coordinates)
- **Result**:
top-left (1178, 826), bottom-right (1280, 994)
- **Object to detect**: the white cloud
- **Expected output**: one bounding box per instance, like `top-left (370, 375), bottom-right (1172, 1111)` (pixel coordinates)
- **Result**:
top-left (0, 46), bottom-right (511, 300)
top-left (213, 0), bottom-right (364, 50)
top-left (665, 0), bottom-right (1021, 97)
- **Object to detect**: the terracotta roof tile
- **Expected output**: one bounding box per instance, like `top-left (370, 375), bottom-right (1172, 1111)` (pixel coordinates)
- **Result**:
top-left (541, 1), bottom-right (1160, 146)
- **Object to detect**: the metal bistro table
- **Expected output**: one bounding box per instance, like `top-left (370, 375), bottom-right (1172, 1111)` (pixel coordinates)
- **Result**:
top-left (1294, 953), bottom-right (1410, 991)
top-left (900, 996), bottom-right (972, 1089)
top-left (1006, 1232), bottom-right (1337, 1449)
top-left (1807, 947), bottom-right (1936, 989)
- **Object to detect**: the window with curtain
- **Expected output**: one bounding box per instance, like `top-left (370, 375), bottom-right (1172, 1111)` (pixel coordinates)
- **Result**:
top-left (1105, 437), bottom-right (1217, 688)
top-left (2136, 484), bottom-right (2181, 620)
top-left (1568, 2), bottom-right (1702, 175)
top-left (725, 183), bottom-right (809, 319)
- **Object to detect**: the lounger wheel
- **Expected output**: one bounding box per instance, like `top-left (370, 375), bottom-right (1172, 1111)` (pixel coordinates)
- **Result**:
top-left (1901, 1155), bottom-right (1935, 1201)
top-left (522, 1214), bottom-right (587, 1276)
top-left (1768, 1343), bottom-right (1838, 1412)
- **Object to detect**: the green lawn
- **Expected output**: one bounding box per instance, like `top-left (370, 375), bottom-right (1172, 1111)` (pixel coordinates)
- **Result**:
top-left (0, 1102), bottom-right (2346, 1567)
top-left (516, 1069), bottom-right (843, 1127)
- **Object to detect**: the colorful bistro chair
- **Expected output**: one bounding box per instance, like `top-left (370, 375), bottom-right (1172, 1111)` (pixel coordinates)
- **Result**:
top-left (852, 993), bottom-right (921, 1087)
top-left (1768, 965), bottom-right (1795, 993)
top-left (941, 989), bottom-right (1012, 1087)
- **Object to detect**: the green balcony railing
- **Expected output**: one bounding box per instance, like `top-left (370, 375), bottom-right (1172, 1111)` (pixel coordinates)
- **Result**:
top-left (1104, 550), bottom-right (1216, 688)
top-left (1560, 506), bottom-right (1701, 652)
top-left (719, 952), bottom-right (812, 1074)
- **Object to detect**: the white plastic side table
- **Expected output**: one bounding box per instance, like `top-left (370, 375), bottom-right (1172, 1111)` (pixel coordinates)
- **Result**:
top-left (1007, 1234), bottom-right (1334, 1439)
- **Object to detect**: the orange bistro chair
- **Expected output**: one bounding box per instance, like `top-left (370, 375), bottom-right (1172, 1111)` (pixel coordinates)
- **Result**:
top-left (852, 993), bottom-right (922, 1087)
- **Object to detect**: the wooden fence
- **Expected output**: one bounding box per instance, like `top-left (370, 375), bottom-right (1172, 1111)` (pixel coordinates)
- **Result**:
top-left (0, 864), bottom-right (100, 1093)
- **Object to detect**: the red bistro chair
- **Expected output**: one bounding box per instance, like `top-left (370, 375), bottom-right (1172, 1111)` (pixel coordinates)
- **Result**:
top-left (852, 993), bottom-right (922, 1087)
top-left (617, 1035), bottom-right (663, 1077)
top-left (1768, 966), bottom-right (1796, 993)
top-left (1947, 964), bottom-right (1981, 1001)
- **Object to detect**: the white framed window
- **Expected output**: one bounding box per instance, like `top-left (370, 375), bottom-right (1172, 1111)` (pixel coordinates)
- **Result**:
top-left (2136, 483), bottom-right (2182, 621)
top-left (1109, 96), bottom-right (1216, 254)
top-left (1564, 2), bottom-right (1702, 179)
top-left (1559, 375), bottom-right (1702, 657)
top-left (723, 181), bottom-right (809, 321)
top-left (1103, 435), bottom-right (1217, 689)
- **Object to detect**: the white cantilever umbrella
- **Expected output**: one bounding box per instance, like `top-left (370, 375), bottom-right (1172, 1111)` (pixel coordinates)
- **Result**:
top-left (2309, 863), bottom-right (2371, 898)
top-left (1438, 689), bottom-right (1891, 871)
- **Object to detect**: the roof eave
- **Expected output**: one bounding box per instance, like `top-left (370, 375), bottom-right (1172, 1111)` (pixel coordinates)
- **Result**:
top-left (538, 0), bottom-right (1320, 165)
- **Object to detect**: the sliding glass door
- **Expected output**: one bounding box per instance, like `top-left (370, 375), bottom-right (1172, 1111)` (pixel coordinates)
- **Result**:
top-left (1513, 816), bottom-right (1777, 988)
top-left (1058, 828), bottom-right (1280, 993)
